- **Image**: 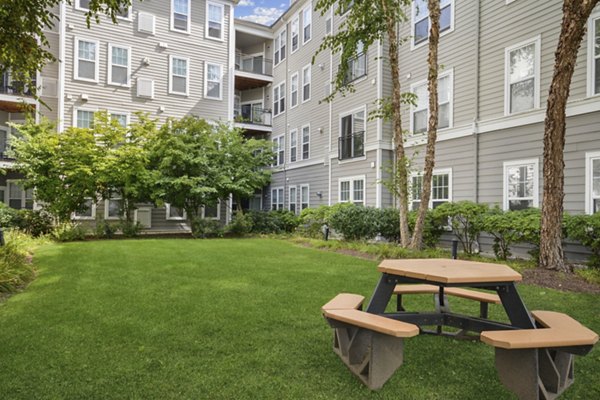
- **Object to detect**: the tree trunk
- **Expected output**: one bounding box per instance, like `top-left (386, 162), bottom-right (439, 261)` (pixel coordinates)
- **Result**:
top-left (410, 0), bottom-right (440, 250)
top-left (539, 0), bottom-right (599, 271)
top-left (382, 1), bottom-right (410, 247)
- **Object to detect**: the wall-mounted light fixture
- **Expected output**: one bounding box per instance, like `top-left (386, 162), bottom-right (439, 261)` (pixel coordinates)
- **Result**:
top-left (316, 191), bottom-right (322, 198)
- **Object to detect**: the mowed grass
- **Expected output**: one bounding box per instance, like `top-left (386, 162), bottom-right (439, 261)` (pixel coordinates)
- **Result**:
top-left (0, 239), bottom-right (599, 400)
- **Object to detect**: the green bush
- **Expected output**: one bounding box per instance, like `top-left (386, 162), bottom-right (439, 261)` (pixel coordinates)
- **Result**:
top-left (298, 206), bottom-right (330, 238)
top-left (481, 208), bottom-right (542, 260)
top-left (407, 210), bottom-right (446, 248)
top-left (247, 210), bottom-right (300, 234)
top-left (377, 208), bottom-right (400, 242)
top-left (0, 203), bottom-right (18, 228)
top-left (95, 219), bottom-right (118, 239)
top-left (517, 208), bottom-right (542, 262)
top-left (14, 209), bottom-right (54, 237)
top-left (191, 218), bottom-right (223, 239)
top-left (565, 213), bottom-right (600, 268)
top-left (51, 222), bottom-right (87, 242)
top-left (0, 230), bottom-right (36, 294)
top-left (432, 201), bottom-right (488, 254)
top-left (120, 220), bottom-right (143, 238)
top-left (329, 205), bottom-right (381, 241)
top-left (226, 212), bottom-right (253, 236)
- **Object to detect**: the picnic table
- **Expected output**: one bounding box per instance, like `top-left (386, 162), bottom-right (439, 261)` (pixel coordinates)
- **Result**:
top-left (322, 258), bottom-right (598, 399)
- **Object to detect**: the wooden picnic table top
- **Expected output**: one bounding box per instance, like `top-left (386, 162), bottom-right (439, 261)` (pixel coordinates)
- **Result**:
top-left (378, 258), bottom-right (522, 284)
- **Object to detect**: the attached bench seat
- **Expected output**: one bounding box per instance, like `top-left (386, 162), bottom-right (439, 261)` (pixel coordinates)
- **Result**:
top-left (395, 284), bottom-right (501, 304)
top-left (322, 293), bottom-right (419, 390)
top-left (481, 310), bottom-right (598, 400)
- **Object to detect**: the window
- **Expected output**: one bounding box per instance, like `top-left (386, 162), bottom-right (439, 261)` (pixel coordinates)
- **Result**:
top-left (303, 5), bottom-right (312, 43)
top-left (76, 109), bottom-right (95, 128)
top-left (289, 186), bottom-right (297, 214)
top-left (326, 16), bottom-right (332, 35)
top-left (105, 192), bottom-right (121, 219)
top-left (291, 16), bottom-right (300, 53)
top-left (74, 198), bottom-right (95, 219)
top-left (75, 38), bottom-right (98, 82)
top-left (302, 64), bottom-right (311, 102)
top-left (207, 2), bottom-right (224, 40)
top-left (586, 152), bottom-right (600, 214)
top-left (344, 41), bottom-right (367, 84)
top-left (588, 14), bottom-right (600, 96)
top-left (290, 72), bottom-right (299, 108)
top-left (240, 102), bottom-right (264, 124)
top-left (274, 29), bottom-right (287, 66)
top-left (171, 0), bottom-right (190, 32)
top-left (339, 109), bottom-right (365, 160)
top-left (301, 125), bottom-right (310, 160)
top-left (271, 187), bottom-right (284, 210)
top-left (110, 112), bottom-right (128, 127)
top-left (503, 159), bottom-right (539, 211)
top-left (203, 201), bottom-right (220, 219)
top-left (290, 129), bottom-right (298, 163)
top-left (339, 177), bottom-right (365, 205)
top-left (169, 56), bottom-right (189, 95)
top-left (272, 135), bottom-right (285, 166)
top-left (411, 70), bottom-right (453, 133)
top-left (273, 82), bottom-right (286, 116)
top-left (76, 0), bottom-right (91, 10)
top-left (412, 0), bottom-right (453, 46)
top-left (205, 63), bottom-right (222, 99)
top-left (410, 169), bottom-right (452, 210)
top-left (116, 5), bottom-right (131, 19)
top-left (7, 181), bottom-right (33, 210)
top-left (108, 44), bottom-right (130, 86)
top-left (166, 204), bottom-right (186, 220)
top-left (300, 185), bottom-right (309, 210)
top-left (505, 37), bottom-right (540, 115)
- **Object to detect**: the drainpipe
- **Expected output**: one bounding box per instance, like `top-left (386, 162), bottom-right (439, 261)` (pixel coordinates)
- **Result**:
top-left (473, 0), bottom-right (481, 203)
top-left (58, 2), bottom-right (66, 132)
top-left (328, 6), bottom-right (333, 206)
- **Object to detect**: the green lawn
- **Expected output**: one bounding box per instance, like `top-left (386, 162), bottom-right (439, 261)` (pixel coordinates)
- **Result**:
top-left (0, 239), bottom-right (598, 400)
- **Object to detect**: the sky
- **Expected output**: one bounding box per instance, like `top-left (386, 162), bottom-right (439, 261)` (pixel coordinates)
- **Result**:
top-left (235, 0), bottom-right (290, 26)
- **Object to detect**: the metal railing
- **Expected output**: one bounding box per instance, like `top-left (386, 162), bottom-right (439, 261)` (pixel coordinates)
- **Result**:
top-left (338, 131), bottom-right (365, 160)
top-left (234, 107), bottom-right (272, 126)
top-left (235, 54), bottom-right (273, 76)
top-left (0, 74), bottom-right (35, 96)
top-left (342, 53), bottom-right (367, 85)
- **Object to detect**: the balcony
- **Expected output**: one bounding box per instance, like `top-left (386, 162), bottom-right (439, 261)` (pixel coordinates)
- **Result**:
top-left (234, 54), bottom-right (273, 90)
top-left (234, 107), bottom-right (272, 134)
top-left (0, 73), bottom-right (37, 112)
top-left (338, 131), bottom-right (365, 160)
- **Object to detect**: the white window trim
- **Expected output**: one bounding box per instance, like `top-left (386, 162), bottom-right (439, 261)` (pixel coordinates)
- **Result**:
top-left (411, 0), bottom-right (455, 50)
top-left (504, 35), bottom-right (541, 116)
top-left (338, 175), bottom-right (366, 204)
top-left (274, 28), bottom-right (287, 67)
top-left (74, 0), bottom-right (90, 11)
top-left (291, 15), bottom-right (300, 54)
top-left (202, 200), bottom-right (221, 220)
top-left (302, 4), bottom-right (312, 45)
top-left (206, 2), bottom-right (225, 41)
top-left (169, 55), bottom-right (190, 96)
top-left (585, 151), bottom-right (600, 214)
top-left (289, 128), bottom-right (298, 163)
top-left (409, 168), bottom-right (453, 209)
top-left (409, 68), bottom-right (454, 134)
top-left (301, 123), bottom-right (310, 160)
top-left (170, 0), bottom-right (191, 34)
top-left (107, 43), bottom-right (131, 87)
top-left (166, 203), bottom-right (187, 220)
top-left (74, 37), bottom-right (99, 83)
top-left (502, 158), bottom-right (540, 211)
top-left (587, 11), bottom-right (600, 98)
top-left (290, 72), bottom-right (299, 109)
top-left (339, 105), bottom-right (368, 141)
top-left (108, 110), bottom-right (130, 127)
top-left (72, 198), bottom-right (97, 220)
top-left (273, 81), bottom-right (286, 117)
top-left (116, 6), bottom-right (133, 21)
top-left (104, 195), bottom-right (123, 220)
top-left (204, 62), bottom-right (223, 100)
top-left (302, 64), bottom-right (311, 103)
top-left (74, 107), bottom-right (98, 128)
top-left (6, 180), bottom-right (35, 210)
top-left (273, 134), bottom-right (285, 167)
top-left (300, 184), bottom-right (310, 209)
top-left (271, 186), bottom-right (284, 210)
top-left (288, 186), bottom-right (297, 213)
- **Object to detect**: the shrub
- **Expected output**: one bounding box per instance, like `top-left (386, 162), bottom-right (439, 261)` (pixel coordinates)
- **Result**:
top-left (432, 201), bottom-right (488, 254)
top-left (191, 218), bottom-right (223, 239)
top-left (565, 213), bottom-right (600, 268)
top-left (328, 205), bottom-right (380, 241)
top-left (51, 222), bottom-right (87, 242)
top-left (377, 208), bottom-right (400, 242)
top-left (407, 210), bottom-right (446, 248)
top-left (481, 208), bottom-right (523, 260)
top-left (0, 203), bottom-right (18, 228)
top-left (517, 208), bottom-right (542, 262)
top-left (120, 220), bottom-right (143, 238)
top-left (247, 210), bottom-right (300, 234)
top-left (226, 212), bottom-right (253, 236)
top-left (298, 206), bottom-right (330, 239)
top-left (14, 209), bottom-right (54, 237)
top-left (95, 219), bottom-right (118, 239)
top-left (0, 230), bottom-right (36, 294)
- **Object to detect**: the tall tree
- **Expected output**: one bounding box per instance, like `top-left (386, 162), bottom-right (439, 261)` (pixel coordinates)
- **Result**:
top-left (410, 0), bottom-right (440, 249)
top-left (315, 0), bottom-right (412, 246)
top-left (539, 0), bottom-right (599, 271)
top-left (0, 0), bottom-right (134, 95)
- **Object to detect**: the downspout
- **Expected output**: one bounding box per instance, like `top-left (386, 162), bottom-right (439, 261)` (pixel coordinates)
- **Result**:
top-left (473, 0), bottom-right (481, 203)
top-left (226, 4), bottom-right (235, 224)
top-left (328, 6), bottom-right (333, 206)
top-left (58, 2), bottom-right (66, 132)
top-left (376, 38), bottom-right (383, 208)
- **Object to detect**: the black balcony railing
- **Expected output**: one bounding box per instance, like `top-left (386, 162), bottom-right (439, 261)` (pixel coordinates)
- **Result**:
top-left (235, 54), bottom-right (273, 76)
top-left (235, 107), bottom-right (272, 126)
top-left (342, 53), bottom-right (367, 85)
top-left (0, 76), bottom-right (35, 96)
top-left (338, 131), bottom-right (365, 160)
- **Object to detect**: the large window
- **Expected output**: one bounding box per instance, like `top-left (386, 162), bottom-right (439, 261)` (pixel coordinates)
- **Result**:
top-left (74, 198), bottom-right (96, 219)
top-left (505, 37), bottom-right (540, 115)
top-left (273, 82), bottom-right (286, 116)
top-left (301, 125), bottom-right (310, 160)
top-left (171, 0), bottom-right (190, 32)
top-left (105, 192), bottom-right (122, 220)
top-left (290, 129), bottom-right (298, 163)
top-left (302, 64), bottom-right (311, 102)
top-left (412, 0), bottom-right (453, 46)
top-left (339, 109), bottom-right (365, 160)
top-left (411, 70), bottom-right (452, 133)
top-left (410, 169), bottom-right (452, 210)
top-left (271, 187), bottom-right (284, 210)
top-left (205, 63), bottom-right (222, 99)
top-left (586, 152), bottom-right (600, 214)
top-left (166, 204), bottom-right (186, 220)
top-left (110, 112), bottom-right (128, 127)
top-left (503, 159), bottom-right (539, 211)
top-left (274, 29), bottom-right (287, 66)
top-left (300, 185), bottom-right (310, 210)
top-left (76, 109), bottom-right (95, 128)
top-left (303, 5), bottom-right (312, 43)
top-left (289, 186), bottom-right (297, 214)
top-left (344, 41), bottom-right (366, 84)
top-left (169, 56), bottom-right (189, 95)
top-left (339, 176), bottom-right (364, 205)
top-left (272, 135), bottom-right (285, 166)
top-left (108, 44), bottom-right (130, 86)
top-left (75, 38), bottom-right (98, 82)
top-left (291, 16), bottom-right (299, 53)
top-left (290, 72), bottom-right (299, 108)
top-left (588, 14), bottom-right (600, 96)
top-left (207, 2), bottom-right (224, 40)
top-left (7, 182), bottom-right (33, 210)
top-left (203, 201), bottom-right (220, 219)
